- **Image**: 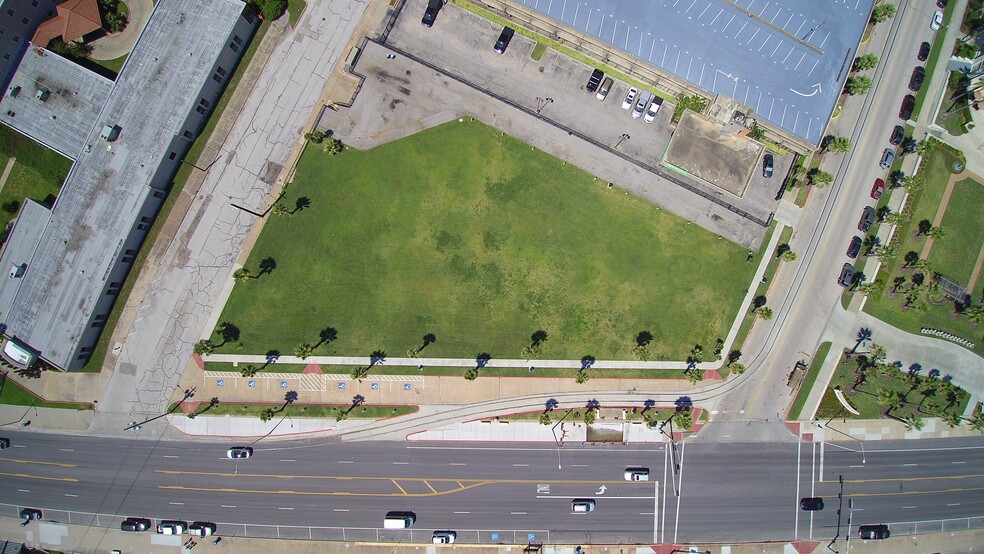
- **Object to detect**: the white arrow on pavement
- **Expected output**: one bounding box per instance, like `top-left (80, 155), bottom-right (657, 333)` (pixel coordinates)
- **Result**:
top-left (596, 485), bottom-right (607, 495)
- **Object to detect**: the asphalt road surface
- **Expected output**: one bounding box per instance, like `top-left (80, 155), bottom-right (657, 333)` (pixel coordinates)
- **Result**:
top-left (2, 432), bottom-right (983, 544)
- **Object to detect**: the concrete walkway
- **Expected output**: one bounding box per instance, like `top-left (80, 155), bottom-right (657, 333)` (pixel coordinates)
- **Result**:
top-left (89, 0), bottom-right (154, 61)
top-left (0, 157), bottom-right (16, 196)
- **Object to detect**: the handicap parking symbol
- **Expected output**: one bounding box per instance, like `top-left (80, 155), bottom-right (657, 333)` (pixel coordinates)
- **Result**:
top-left (491, 533), bottom-right (499, 541)
top-left (371, 383), bottom-right (378, 390)
top-left (404, 383), bottom-right (411, 391)
top-left (216, 379), bottom-right (224, 387)
top-left (527, 533), bottom-right (536, 541)
top-left (280, 381), bottom-right (288, 388)
top-left (248, 380), bottom-right (256, 388)
top-left (338, 382), bottom-right (346, 390)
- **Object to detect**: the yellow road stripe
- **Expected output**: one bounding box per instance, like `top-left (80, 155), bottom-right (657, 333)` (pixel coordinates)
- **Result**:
top-left (0, 471), bottom-right (78, 482)
top-left (159, 481), bottom-right (493, 497)
top-left (156, 470), bottom-right (620, 485)
top-left (391, 479), bottom-right (408, 495)
top-left (424, 480), bottom-right (437, 494)
top-left (0, 457), bottom-right (77, 468)
top-left (823, 473), bottom-right (984, 484)
top-left (852, 486), bottom-right (984, 497)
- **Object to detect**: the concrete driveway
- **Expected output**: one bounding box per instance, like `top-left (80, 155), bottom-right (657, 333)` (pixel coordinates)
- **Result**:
top-left (90, 0), bottom-right (154, 61)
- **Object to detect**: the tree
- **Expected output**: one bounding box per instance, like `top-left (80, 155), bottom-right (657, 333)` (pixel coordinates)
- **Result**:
top-left (674, 409), bottom-right (693, 431)
top-left (350, 365), bottom-right (369, 382)
top-left (904, 414), bottom-right (925, 432)
top-left (748, 123), bottom-right (765, 140)
top-left (254, 0), bottom-right (288, 21)
top-left (826, 136), bottom-right (851, 153)
top-left (858, 279), bottom-right (885, 296)
top-left (304, 130), bottom-right (326, 144)
top-left (954, 40), bottom-right (978, 59)
top-left (259, 408), bottom-right (275, 422)
top-left (757, 306), bottom-right (774, 320)
top-left (966, 409), bottom-right (984, 434)
top-left (295, 342), bottom-right (313, 360)
top-left (583, 409), bottom-right (596, 425)
top-left (916, 219), bottom-right (933, 236)
top-left (240, 364), bottom-right (258, 378)
top-left (928, 226), bottom-right (946, 239)
top-left (49, 38), bottom-right (92, 61)
top-left (965, 304), bottom-right (984, 325)
top-left (915, 140), bottom-right (933, 157)
top-left (872, 243), bottom-right (898, 259)
top-left (730, 363), bottom-right (747, 375)
top-left (781, 249), bottom-right (797, 262)
top-left (193, 339), bottom-right (215, 356)
top-left (876, 388), bottom-right (899, 411)
top-left (869, 343), bottom-right (887, 365)
top-left (103, 9), bottom-right (127, 33)
top-left (272, 203), bottom-right (290, 216)
top-left (2, 200), bottom-right (20, 214)
top-left (871, 3), bottom-right (896, 23)
top-left (575, 369), bottom-right (589, 384)
top-left (808, 169), bottom-right (833, 188)
top-left (521, 344), bottom-right (541, 361)
top-left (845, 75), bottom-right (873, 95)
top-left (854, 54), bottom-right (879, 71)
top-left (883, 211), bottom-right (908, 226)
top-left (464, 367), bottom-right (479, 381)
top-left (684, 367), bottom-right (703, 384)
top-left (539, 413), bottom-right (552, 426)
top-left (942, 411), bottom-right (961, 428)
top-left (891, 275), bottom-right (907, 292)
top-left (323, 138), bottom-right (344, 155)
top-left (233, 268), bottom-right (253, 283)
top-left (902, 174), bottom-right (926, 193)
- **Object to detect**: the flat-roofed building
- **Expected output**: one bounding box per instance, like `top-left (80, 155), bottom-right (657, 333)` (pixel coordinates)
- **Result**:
top-left (0, 0), bottom-right (258, 371)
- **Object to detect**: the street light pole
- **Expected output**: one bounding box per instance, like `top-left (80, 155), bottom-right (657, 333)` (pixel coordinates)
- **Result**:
top-left (615, 133), bottom-right (630, 148)
top-left (536, 96), bottom-right (554, 114)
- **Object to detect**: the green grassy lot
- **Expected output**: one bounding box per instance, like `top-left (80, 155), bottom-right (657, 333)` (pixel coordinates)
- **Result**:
top-left (931, 178), bottom-right (984, 284)
top-left (215, 120), bottom-right (760, 362)
top-left (0, 125), bottom-right (71, 230)
top-left (287, 0), bottom-right (307, 27)
top-left (863, 142), bottom-right (982, 356)
top-left (80, 20), bottom-right (271, 372)
top-left (815, 349), bottom-right (970, 421)
top-left (0, 377), bottom-right (93, 410)
top-left (787, 342), bottom-right (831, 420)
top-left (92, 54), bottom-right (128, 78)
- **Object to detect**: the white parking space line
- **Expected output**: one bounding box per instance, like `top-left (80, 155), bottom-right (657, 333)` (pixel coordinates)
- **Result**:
top-left (333, 509), bottom-right (349, 512)
top-left (163, 455), bottom-right (178, 458)
top-left (17, 489), bottom-right (29, 493)
top-left (221, 505), bottom-right (236, 508)
top-left (338, 461), bottom-right (354, 464)
top-left (169, 502), bottom-right (184, 506)
top-left (278, 507), bottom-right (294, 511)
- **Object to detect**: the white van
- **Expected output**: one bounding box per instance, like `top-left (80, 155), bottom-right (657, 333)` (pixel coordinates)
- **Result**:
top-left (633, 90), bottom-right (652, 118)
top-left (383, 511), bottom-right (416, 529)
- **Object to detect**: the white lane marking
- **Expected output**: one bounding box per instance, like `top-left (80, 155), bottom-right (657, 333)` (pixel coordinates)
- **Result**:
top-left (454, 511), bottom-right (470, 514)
top-left (12, 445), bottom-right (26, 448)
top-left (278, 507), bottom-right (294, 511)
top-left (672, 442), bottom-right (686, 543)
top-left (64, 494), bottom-right (78, 497)
top-left (220, 505), bottom-right (237, 508)
top-left (810, 442), bottom-right (816, 540)
top-left (17, 489), bottom-right (29, 493)
top-left (510, 512), bottom-right (527, 515)
top-left (536, 495), bottom-right (651, 500)
top-left (279, 459), bottom-right (295, 462)
top-left (59, 449), bottom-right (74, 452)
top-left (794, 440), bottom-right (801, 540)
top-left (512, 464), bottom-right (530, 467)
top-left (903, 464), bottom-right (918, 467)
top-left (819, 441), bottom-right (824, 482)
top-left (449, 463), bottom-right (466, 466)
top-left (653, 478), bottom-right (660, 544)
top-left (392, 462), bottom-right (409, 465)
top-left (902, 506), bottom-right (916, 509)
top-left (952, 461), bottom-right (966, 464)
top-left (338, 461), bottom-right (354, 464)
top-left (169, 502), bottom-right (184, 506)
top-left (661, 445), bottom-right (669, 544)
top-left (572, 464), bottom-right (589, 467)
top-left (408, 445), bottom-right (666, 453)
top-left (333, 509), bottom-right (349, 512)
top-left (849, 465), bottom-right (864, 468)
top-left (163, 455), bottom-right (178, 458)
top-left (947, 503), bottom-right (961, 506)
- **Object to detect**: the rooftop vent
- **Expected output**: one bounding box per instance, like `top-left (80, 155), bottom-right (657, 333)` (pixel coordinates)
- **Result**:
top-left (99, 124), bottom-right (120, 142)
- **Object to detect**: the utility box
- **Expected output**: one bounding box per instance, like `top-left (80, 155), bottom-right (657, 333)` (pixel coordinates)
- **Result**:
top-left (8, 263), bottom-right (25, 278)
top-left (99, 124), bottom-right (121, 142)
top-left (35, 89), bottom-right (49, 102)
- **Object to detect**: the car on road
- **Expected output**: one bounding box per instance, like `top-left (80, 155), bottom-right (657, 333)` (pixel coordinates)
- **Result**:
top-left (870, 178), bottom-right (885, 200)
top-left (621, 87), bottom-right (638, 110)
top-left (226, 446), bottom-right (253, 459)
top-left (121, 518), bottom-right (153, 532)
top-left (572, 499), bottom-right (596, 513)
top-left (762, 153), bottom-right (774, 178)
top-left (938, 0), bottom-right (948, 7)
top-left (859, 524), bottom-right (890, 539)
top-left (19, 508), bottom-right (42, 526)
top-left (838, 263), bottom-right (855, 287)
top-left (432, 531), bottom-right (457, 543)
top-left (908, 66), bottom-right (925, 92)
top-left (879, 148), bottom-right (894, 169)
top-left (157, 520), bottom-right (188, 535)
top-left (644, 97), bottom-right (661, 123)
top-left (858, 206), bottom-right (876, 233)
top-left (188, 521), bottom-right (217, 537)
top-left (800, 497), bottom-right (824, 511)
top-left (624, 467), bottom-right (650, 481)
top-left (889, 125), bottom-right (904, 145)
top-left (633, 90), bottom-right (652, 119)
top-left (0, 437), bottom-right (9, 449)
top-left (421, 0), bottom-right (441, 27)
top-left (493, 27), bottom-right (514, 54)
top-left (384, 511), bottom-right (416, 529)
top-left (586, 69), bottom-right (604, 93)
top-left (931, 11), bottom-right (943, 31)
top-left (847, 236), bottom-right (862, 259)
top-left (899, 95), bottom-right (915, 120)
top-left (918, 41), bottom-right (930, 61)
top-left (596, 77), bottom-right (613, 101)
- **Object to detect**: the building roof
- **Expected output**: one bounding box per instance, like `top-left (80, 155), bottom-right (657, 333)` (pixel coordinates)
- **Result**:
top-left (31, 0), bottom-right (102, 46)
top-left (0, 0), bottom-right (248, 370)
top-left (520, 0), bottom-right (873, 146)
top-left (0, 45), bottom-right (113, 159)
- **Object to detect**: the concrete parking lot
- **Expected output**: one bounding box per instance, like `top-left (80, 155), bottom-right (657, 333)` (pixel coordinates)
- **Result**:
top-left (320, 0), bottom-right (794, 248)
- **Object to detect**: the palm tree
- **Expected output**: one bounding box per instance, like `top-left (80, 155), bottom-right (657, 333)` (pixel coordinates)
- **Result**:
top-left (966, 410), bottom-right (984, 434)
top-left (233, 268), bottom-right (253, 282)
top-left (575, 369), bottom-right (589, 384)
top-left (350, 365), bottom-right (369, 382)
top-left (295, 342), bottom-right (314, 360)
top-left (845, 75), bottom-right (873, 95)
top-left (808, 169), bottom-right (834, 188)
top-left (826, 136), bottom-right (851, 153)
top-left (914, 140), bottom-right (933, 157)
top-left (240, 364), bottom-right (258, 378)
top-left (259, 408), bottom-right (275, 422)
top-left (730, 363), bottom-right (747, 375)
top-left (757, 306), bottom-right (774, 320)
top-left (781, 249), bottom-right (797, 262)
top-left (539, 412), bottom-right (552, 426)
top-left (858, 280), bottom-right (885, 296)
top-left (965, 304), bottom-right (984, 325)
top-left (854, 54), bottom-right (879, 71)
top-left (583, 408), bottom-right (597, 425)
top-left (942, 411), bottom-right (961, 428)
top-left (685, 367), bottom-right (703, 384)
top-left (193, 339), bottom-right (215, 356)
top-left (323, 138), bottom-right (344, 155)
top-left (272, 203), bottom-right (290, 216)
top-left (876, 388), bottom-right (897, 410)
top-left (902, 174), bottom-right (926, 193)
top-left (674, 409), bottom-right (694, 431)
top-left (903, 414), bottom-right (925, 432)
top-left (871, 3), bottom-right (896, 23)
top-left (927, 226), bottom-right (946, 239)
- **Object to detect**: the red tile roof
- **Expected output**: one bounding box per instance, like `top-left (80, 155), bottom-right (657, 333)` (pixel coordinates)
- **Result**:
top-left (32, 0), bottom-right (103, 47)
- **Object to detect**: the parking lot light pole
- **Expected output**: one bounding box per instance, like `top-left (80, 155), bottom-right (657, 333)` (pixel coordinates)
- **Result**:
top-left (615, 133), bottom-right (630, 148)
top-left (536, 96), bottom-right (554, 114)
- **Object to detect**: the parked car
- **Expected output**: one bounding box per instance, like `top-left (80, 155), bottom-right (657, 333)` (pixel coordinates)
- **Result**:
top-left (879, 148), bottom-right (895, 169)
top-left (227, 446), bottom-right (253, 459)
top-left (908, 67), bottom-right (925, 92)
top-left (858, 206), bottom-right (876, 233)
top-left (938, 0), bottom-right (948, 7)
top-left (0, 437), bottom-right (9, 449)
top-left (621, 87), bottom-right (638, 110)
top-left (586, 69), bottom-right (604, 93)
top-left (762, 153), bottom-right (774, 178)
top-left (644, 97), bottom-right (662, 123)
top-left (493, 27), bottom-right (514, 54)
top-left (432, 531), bottom-right (457, 544)
top-left (421, 0), bottom-right (441, 27)
top-left (899, 95), bottom-right (915, 119)
top-left (188, 521), bottom-right (217, 537)
top-left (624, 467), bottom-right (650, 481)
top-left (846, 236), bottom-right (862, 259)
top-left (800, 497), bottom-right (824, 511)
top-left (633, 90), bottom-right (652, 119)
top-left (19, 508), bottom-right (42, 526)
top-left (870, 178), bottom-right (885, 199)
top-left (121, 518), bottom-right (153, 532)
top-left (596, 77), bottom-right (613, 101)
top-left (918, 41), bottom-right (930, 61)
top-left (889, 125), bottom-right (904, 145)
top-left (157, 520), bottom-right (188, 535)
top-left (931, 10), bottom-right (943, 31)
top-left (838, 263), bottom-right (855, 287)
top-left (859, 524), bottom-right (890, 539)
top-left (572, 499), bottom-right (596, 513)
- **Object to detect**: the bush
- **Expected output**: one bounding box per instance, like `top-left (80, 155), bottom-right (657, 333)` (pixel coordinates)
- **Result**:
top-left (2, 200), bottom-right (20, 214)
top-left (253, 0), bottom-right (288, 20)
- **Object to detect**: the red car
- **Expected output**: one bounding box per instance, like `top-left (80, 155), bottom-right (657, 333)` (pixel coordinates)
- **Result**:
top-left (870, 178), bottom-right (885, 199)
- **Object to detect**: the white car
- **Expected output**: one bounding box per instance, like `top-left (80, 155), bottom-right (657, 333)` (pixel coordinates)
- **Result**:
top-left (644, 98), bottom-right (661, 123)
top-left (621, 87), bottom-right (638, 110)
top-left (432, 531), bottom-right (456, 543)
top-left (157, 520), bottom-right (188, 535)
top-left (624, 467), bottom-right (650, 481)
top-left (931, 10), bottom-right (943, 31)
top-left (226, 446), bottom-right (253, 459)
top-left (572, 499), bottom-right (596, 513)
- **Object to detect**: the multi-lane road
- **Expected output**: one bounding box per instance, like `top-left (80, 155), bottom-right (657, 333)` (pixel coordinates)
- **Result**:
top-left (2, 432), bottom-right (983, 544)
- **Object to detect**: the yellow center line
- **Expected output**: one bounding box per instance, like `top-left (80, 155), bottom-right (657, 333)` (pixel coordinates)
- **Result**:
top-left (823, 473), bottom-right (984, 484)
top-left (0, 457), bottom-right (77, 468)
top-left (0, 471), bottom-right (78, 482)
top-left (852, 485), bottom-right (984, 497)
top-left (155, 470), bottom-right (623, 485)
top-left (159, 481), bottom-right (494, 497)
top-left (391, 479), bottom-right (408, 495)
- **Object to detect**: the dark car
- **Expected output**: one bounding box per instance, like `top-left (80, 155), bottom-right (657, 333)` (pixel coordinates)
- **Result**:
top-left (838, 263), bottom-right (855, 287)
top-left (121, 517), bottom-right (153, 532)
top-left (937, 0), bottom-right (948, 7)
top-left (918, 41), bottom-right (930, 61)
top-left (800, 497), bottom-right (824, 511)
top-left (0, 437), bottom-right (9, 449)
top-left (870, 178), bottom-right (885, 200)
top-left (421, 2), bottom-right (439, 27)
top-left (899, 95), bottom-right (915, 119)
top-left (586, 69), bottom-right (604, 93)
top-left (858, 524), bottom-right (890, 539)
top-left (847, 236), bottom-right (862, 259)
top-left (19, 508), bottom-right (42, 526)
top-left (493, 26), bottom-right (515, 54)
top-left (908, 66), bottom-right (925, 92)
top-left (858, 206), bottom-right (876, 233)
top-left (762, 153), bottom-right (774, 178)
top-left (889, 125), bottom-right (904, 145)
